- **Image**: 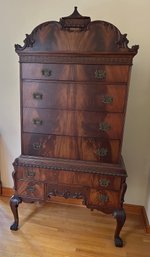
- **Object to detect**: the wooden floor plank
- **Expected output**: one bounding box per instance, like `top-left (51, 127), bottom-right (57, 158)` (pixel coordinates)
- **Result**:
top-left (0, 196), bottom-right (150, 257)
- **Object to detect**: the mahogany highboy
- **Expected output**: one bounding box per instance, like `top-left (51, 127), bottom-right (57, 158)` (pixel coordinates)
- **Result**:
top-left (10, 8), bottom-right (139, 247)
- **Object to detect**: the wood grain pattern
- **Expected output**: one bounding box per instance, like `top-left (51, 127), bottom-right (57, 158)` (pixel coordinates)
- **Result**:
top-left (1, 196), bottom-right (150, 257)
top-left (21, 63), bottom-right (130, 82)
top-left (11, 8), bottom-right (138, 246)
top-left (22, 81), bottom-right (127, 112)
top-left (22, 108), bottom-right (123, 138)
top-left (22, 133), bottom-right (121, 163)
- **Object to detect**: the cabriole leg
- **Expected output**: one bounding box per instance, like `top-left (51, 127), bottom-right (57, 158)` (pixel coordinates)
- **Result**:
top-left (113, 208), bottom-right (126, 247)
top-left (10, 195), bottom-right (22, 231)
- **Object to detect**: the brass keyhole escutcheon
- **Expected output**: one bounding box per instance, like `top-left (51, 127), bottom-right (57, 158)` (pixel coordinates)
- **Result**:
top-left (96, 148), bottom-right (108, 157)
top-left (41, 69), bottom-right (52, 77)
top-left (101, 96), bottom-right (113, 104)
top-left (99, 122), bottom-right (111, 131)
top-left (99, 178), bottom-right (110, 187)
top-left (95, 70), bottom-right (106, 80)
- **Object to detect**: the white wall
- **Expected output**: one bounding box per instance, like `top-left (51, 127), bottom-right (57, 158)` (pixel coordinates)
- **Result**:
top-left (0, 0), bottom-right (150, 219)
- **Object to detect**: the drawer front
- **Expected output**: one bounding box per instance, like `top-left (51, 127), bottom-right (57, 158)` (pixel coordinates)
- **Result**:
top-left (23, 81), bottom-right (126, 112)
top-left (22, 63), bottom-right (129, 82)
top-left (92, 175), bottom-right (121, 190)
top-left (23, 108), bottom-right (123, 139)
top-left (15, 167), bottom-right (121, 191)
top-left (15, 166), bottom-right (44, 181)
top-left (57, 171), bottom-right (121, 190)
top-left (16, 180), bottom-right (44, 200)
top-left (22, 63), bottom-right (74, 81)
top-left (22, 133), bottom-right (121, 163)
top-left (75, 65), bottom-right (129, 82)
top-left (88, 189), bottom-right (120, 209)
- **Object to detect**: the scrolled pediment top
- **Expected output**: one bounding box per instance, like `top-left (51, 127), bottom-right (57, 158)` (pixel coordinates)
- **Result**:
top-left (14, 7), bottom-right (139, 54)
top-left (15, 33), bottom-right (35, 52)
top-left (116, 33), bottom-right (139, 53)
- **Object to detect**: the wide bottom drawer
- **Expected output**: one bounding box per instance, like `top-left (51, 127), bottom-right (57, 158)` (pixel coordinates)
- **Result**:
top-left (22, 133), bottom-right (121, 163)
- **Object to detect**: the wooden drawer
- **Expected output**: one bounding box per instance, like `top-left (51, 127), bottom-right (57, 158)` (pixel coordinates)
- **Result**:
top-left (15, 166), bottom-right (44, 181)
top-left (22, 63), bottom-right (74, 81)
top-left (92, 174), bottom-right (121, 190)
top-left (22, 81), bottom-right (126, 112)
top-left (88, 189), bottom-right (120, 209)
top-left (57, 171), bottom-right (121, 190)
top-left (23, 108), bottom-right (123, 139)
top-left (15, 166), bottom-right (60, 184)
top-left (16, 180), bottom-right (44, 200)
top-left (75, 64), bottom-right (129, 82)
top-left (22, 63), bottom-right (129, 82)
top-left (15, 167), bottom-right (121, 191)
top-left (22, 133), bottom-right (121, 163)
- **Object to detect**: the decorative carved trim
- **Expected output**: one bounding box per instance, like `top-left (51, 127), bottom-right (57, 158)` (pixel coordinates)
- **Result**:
top-left (15, 34), bottom-right (35, 52)
top-left (116, 34), bottom-right (129, 48)
top-left (19, 54), bottom-right (133, 65)
top-left (2, 187), bottom-right (150, 234)
top-left (116, 33), bottom-right (139, 53)
top-left (48, 189), bottom-right (84, 199)
top-left (120, 179), bottom-right (127, 207)
top-left (60, 6), bottom-right (91, 31)
top-left (14, 7), bottom-right (139, 54)
top-left (13, 156), bottom-right (127, 177)
top-left (12, 170), bottom-right (17, 191)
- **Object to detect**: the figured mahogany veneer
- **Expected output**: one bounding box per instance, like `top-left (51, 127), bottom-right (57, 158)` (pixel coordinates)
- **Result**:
top-left (10, 7), bottom-right (139, 247)
top-left (22, 82), bottom-right (126, 112)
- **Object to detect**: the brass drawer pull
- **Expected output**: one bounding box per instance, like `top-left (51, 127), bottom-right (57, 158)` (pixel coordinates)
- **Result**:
top-left (101, 96), bottom-right (113, 104)
top-left (32, 118), bottom-right (43, 125)
top-left (32, 143), bottom-right (41, 150)
top-left (99, 194), bottom-right (109, 203)
top-left (99, 122), bottom-right (111, 131)
top-left (99, 178), bottom-right (110, 187)
top-left (95, 70), bottom-right (106, 80)
top-left (96, 148), bottom-right (108, 157)
top-left (33, 92), bottom-right (43, 100)
top-left (26, 186), bottom-right (36, 193)
top-left (26, 169), bottom-right (36, 177)
top-left (41, 69), bottom-right (52, 77)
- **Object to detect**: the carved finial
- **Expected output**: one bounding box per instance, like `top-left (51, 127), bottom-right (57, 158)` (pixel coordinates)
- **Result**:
top-left (60, 6), bottom-right (91, 31)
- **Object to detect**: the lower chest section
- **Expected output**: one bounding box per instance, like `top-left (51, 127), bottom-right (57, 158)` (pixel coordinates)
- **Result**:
top-left (13, 158), bottom-right (127, 213)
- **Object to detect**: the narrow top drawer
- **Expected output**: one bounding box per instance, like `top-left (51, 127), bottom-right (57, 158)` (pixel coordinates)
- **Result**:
top-left (21, 63), bottom-right (130, 83)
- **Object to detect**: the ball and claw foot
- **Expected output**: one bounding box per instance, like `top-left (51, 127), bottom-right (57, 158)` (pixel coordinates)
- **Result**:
top-left (10, 222), bottom-right (19, 231)
top-left (113, 208), bottom-right (126, 247)
top-left (114, 236), bottom-right (123, 247)
top-left (10, 195), bottom-right (22, 231)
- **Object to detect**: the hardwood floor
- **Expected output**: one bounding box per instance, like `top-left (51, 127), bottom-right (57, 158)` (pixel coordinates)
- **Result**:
top-left (0, 196), bottom-right (150, 257)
